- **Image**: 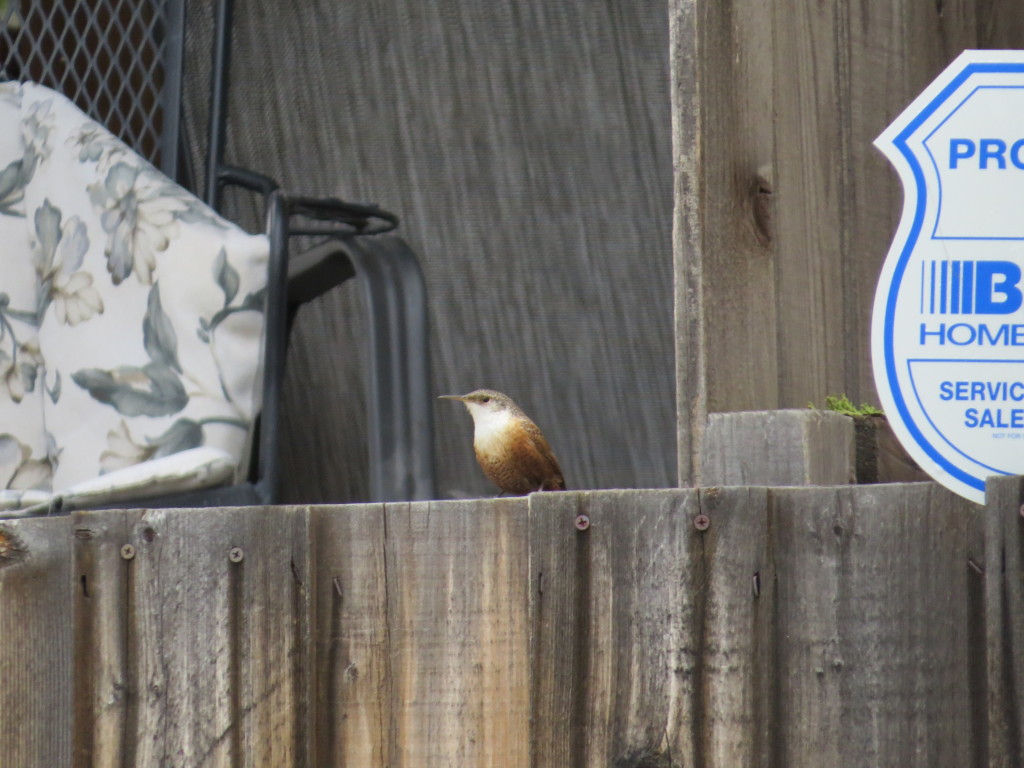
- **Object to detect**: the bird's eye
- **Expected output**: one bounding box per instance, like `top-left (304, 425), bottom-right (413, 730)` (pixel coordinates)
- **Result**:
top-left (481, 396), bottom-right (490, 403)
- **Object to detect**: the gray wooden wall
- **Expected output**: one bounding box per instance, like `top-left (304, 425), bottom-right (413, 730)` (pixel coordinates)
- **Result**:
top-left (3, 481), bottom-right (1022, 765)
top-left (671, 0), bottom-right (1024, 483)
top-left (182, 0), bottom-right (676, 502)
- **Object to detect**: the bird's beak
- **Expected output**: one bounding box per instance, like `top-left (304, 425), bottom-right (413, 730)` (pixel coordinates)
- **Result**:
top-left (438, 394), bottom-right (466, 402)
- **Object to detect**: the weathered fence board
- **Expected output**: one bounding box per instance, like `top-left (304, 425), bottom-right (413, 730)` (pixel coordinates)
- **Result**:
top-left (309, 504), bottom-right (391, 766)
top-left (842, 0), bottom-right (974, 410)
top-left (676, 0), bottom-right (780, 426)
top-left (702, 410), bottom-right (855, 487)
top-left (983, 475), bottom-right (1024, 765)
top-left (696, 486), bottom-right (775, 767)
top-left (770, 0), bottom-right (847, 409)
top-left (72, 509), bottom-right (131, 768)
top-left (772, 483), bottom-right (985, 766)
top-left (2, 484), bottom-right (1021, 765)
top-left (530, 490), bottom-right (708, 766)
top-left (382, 500), bottom-right (530, 768)
top-left (72, 506), bottom-right (310, 767)
top-left (531, 487), bottom-right (778, 767)
top-left (0, 515), bottom-right (72, 767)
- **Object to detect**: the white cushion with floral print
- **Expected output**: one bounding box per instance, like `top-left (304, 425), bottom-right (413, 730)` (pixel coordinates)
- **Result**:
top-left (0, 84), bottom-right (53, 508)
top-left (0, 82), bottom-right (269, 510)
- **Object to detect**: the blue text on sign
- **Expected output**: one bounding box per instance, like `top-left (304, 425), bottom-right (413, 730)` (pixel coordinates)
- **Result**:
top-left (949, 138), bottom-right (1024, 169)
top-left (939, 380), bottom-right (1024, 401)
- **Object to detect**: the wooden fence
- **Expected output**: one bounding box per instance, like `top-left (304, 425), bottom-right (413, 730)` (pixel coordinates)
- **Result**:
top-left (2, 480), bottom-right (1021, 766)
top-left (669, 0), bottom-right (1024, 484)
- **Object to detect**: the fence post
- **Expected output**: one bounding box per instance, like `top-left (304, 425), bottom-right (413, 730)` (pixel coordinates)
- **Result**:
top-left (701, 409), bottom-right (855, 486)
top-left (669, 0), bottom-right (1003, 483)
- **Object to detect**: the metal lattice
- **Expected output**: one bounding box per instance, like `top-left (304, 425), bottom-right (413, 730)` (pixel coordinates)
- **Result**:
top-left (1, 0), bottom-right (185, 178)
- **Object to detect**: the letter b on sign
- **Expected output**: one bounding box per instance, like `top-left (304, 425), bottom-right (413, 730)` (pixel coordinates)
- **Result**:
top-left (975, 261), bottom-right (1023, 314)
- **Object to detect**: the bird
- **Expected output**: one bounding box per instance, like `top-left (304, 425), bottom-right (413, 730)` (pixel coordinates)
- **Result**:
top-left (439, 389), bottom-right (566, 495)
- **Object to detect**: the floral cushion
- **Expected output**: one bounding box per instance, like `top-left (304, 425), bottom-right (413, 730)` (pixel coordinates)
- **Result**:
top-left (0, 82), bottom-right (270, 510)
top-left (0, 85), bottom-right (50, 503)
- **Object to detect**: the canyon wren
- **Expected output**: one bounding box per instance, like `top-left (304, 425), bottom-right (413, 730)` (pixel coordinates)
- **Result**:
top-left (439, 389), bottom-right (566, 495)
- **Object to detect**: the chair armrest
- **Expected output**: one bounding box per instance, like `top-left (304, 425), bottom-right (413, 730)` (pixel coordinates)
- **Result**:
top-left (278, 195), bottom-right (398, 237)
top-left (217, 170), bottom-right (399, 304)
top-left (216, 164), bottom-right (280, 201)
top-left (268, 191), bottom-right (401, 304)
top-left (217, 167), bottom-right (398, 237)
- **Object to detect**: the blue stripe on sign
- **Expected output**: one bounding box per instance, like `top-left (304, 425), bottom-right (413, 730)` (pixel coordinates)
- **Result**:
top-left (963, 260), bottom-right (973, 313)
top-left (920, 262), bottom-right (925, 314)
top-left (929, 260), bottom-right (936, 314)
top-left (951, 260), bottom-right (961, 313)
top-left (939, 260), bottom-right (948, 313)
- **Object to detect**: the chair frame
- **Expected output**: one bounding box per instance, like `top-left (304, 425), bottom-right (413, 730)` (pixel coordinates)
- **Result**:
top-left (203, 0), bottom-right (436, 503)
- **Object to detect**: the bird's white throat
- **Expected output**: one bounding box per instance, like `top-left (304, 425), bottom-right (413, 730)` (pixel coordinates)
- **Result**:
top-left (465, 402), bottom-right (516, 452)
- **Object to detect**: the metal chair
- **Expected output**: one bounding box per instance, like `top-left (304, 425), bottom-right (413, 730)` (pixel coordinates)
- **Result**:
top-left (1, 0), bottom-right (435, 506)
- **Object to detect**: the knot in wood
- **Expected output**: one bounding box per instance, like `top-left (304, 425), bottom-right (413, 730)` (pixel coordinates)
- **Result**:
top-left (0, 527), bottom-right (26, 564)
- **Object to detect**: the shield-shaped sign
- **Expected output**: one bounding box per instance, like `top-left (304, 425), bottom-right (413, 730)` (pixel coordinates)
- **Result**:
top-left (874, 50), bottom-right (1024, 503)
